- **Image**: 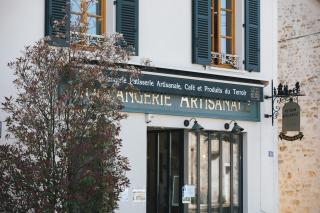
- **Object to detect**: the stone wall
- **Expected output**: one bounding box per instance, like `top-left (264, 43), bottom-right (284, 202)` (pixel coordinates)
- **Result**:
top-left (278, 0), bottom-right (320, 212)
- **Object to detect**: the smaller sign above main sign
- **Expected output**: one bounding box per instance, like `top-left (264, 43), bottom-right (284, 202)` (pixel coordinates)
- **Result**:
top-left (282, 101), bottom-right (300, 133)
top-left (113, 72), bottom-right (264, 102)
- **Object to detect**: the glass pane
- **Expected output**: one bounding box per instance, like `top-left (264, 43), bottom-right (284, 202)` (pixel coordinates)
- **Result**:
top-left (220, 11), bottom-right (232, 37)
top-left (171, 132), bottom-right (180, 213)
top-left (213, 0), bottom-right (219, 52)
top-left (232, 134), bottom-right (240, 213)
top-left (200, 133), bottom-right (208, 212)
top-left (222, 134), bottom-right (231, 210)
top-left (210, 133), bottom-right (220, 213)
top-left (221, 0), bottom-right (232, 10)
top-left (159, 132), bottom-right (169, 213)
top-left (188, 132), bottom-right (197, 213)
top-left (70, 14), bottom-right (81, 31)
top-left (88, 0), bottom-right (101, 15)
top-left (221, 0), bottom-right (226, 9)
top-left (227, 0), bottom-right (232, 10)
top-left (147, 132), bottom-right (157, 213)
top-left (220, 38), bottom-right (233, 54)
top-left (71, 0), bottom-right (81, 12)
top-left (226, 11), bottom-right (232, 37)
top-left (88, 17), bottom-right (101, 35)
top-left (220, 38), bottom-right (226, 54)
top-left (221, 10), bottom-right (227, 37)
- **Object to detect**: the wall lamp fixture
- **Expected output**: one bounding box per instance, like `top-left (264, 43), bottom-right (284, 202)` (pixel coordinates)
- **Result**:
top-left (184, 118), bottom-right (204, 132)
top-left (224, 120), bottom-right (244, 134)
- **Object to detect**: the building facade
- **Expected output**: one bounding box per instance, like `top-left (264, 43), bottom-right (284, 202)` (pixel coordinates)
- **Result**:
top-left (278, 0), bottom-right (320, 212)
top-left (0, 0), bottom-right (278, 212)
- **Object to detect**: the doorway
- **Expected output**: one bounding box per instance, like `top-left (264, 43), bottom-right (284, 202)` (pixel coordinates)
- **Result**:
top-left (147, 130), bottom-right (243, 213)
top-left (147, 130), bottom-right (184, 213)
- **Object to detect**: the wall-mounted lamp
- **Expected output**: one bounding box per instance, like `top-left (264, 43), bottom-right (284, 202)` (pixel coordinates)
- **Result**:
top-left (224, 120), bottom-right (244, 134)
top-left (145, 113), bottom-right (152, 124)
top-left (184, 118), bottom-right (204, 132)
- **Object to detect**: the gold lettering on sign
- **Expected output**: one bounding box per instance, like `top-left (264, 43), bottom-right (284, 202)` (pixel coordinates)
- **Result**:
top-left (164, 96), bottom-right (172, 106)
top-left (208, 100), bottom-right (215, 110)
top-left (231, 101), bottom-right (238, 111)
top-left (128, 92), bottom-right (135, 103)
top-left (135, 93), bottom-right (143, 104)
top-left (118, 91), bottom-right (245, 112)
top-left (117, 91), bottom-right (125, 102)
top-left (152, 94), bottom-right (160, 105)
top-left (215, 100), bottom-right (222, 111)
top-left (144, 93), bottom-right (151, 104)
top-left (191, 98), bottom-right (198, 108)
top-left (180, 97), bottom-right (190, 108)
top-left (223, 101), bottom-right (230, 111)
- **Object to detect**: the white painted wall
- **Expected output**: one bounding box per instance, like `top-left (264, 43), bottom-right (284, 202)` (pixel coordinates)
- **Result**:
top-left (0, 0), bottom-right (44, 143)
top-left (0, 0), bottom-right (278, 212)
top-left (118, 111), bottom-right (278, 213)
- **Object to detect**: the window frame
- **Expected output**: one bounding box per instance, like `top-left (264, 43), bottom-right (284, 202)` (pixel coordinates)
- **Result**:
top-left (186, 131), bottom-right (243, 213)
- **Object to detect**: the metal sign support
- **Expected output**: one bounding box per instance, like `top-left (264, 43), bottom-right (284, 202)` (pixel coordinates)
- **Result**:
top-left (264, 80), bottom-right (305, 126)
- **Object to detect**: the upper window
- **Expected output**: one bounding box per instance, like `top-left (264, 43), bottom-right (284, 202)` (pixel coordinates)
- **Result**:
top-left (192, 0), bottom-right (260, 72)
top-left (45, 0), bottom-right (139, 53)
top-left (211, 0), bottom-right (237, 69)
top-left (70, 0), bottom-right (106, 35)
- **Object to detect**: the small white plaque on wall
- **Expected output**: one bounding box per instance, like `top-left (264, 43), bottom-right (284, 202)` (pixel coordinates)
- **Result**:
top-left (132, 189), bottom-right (146, 202)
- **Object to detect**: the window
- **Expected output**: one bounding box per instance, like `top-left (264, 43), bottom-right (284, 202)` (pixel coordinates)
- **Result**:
top-left (192, 0), bottom-right (260, 72)
top-left (45, 0), bottom-right (139, 53)
top-left (187, 132), bottom-right (243, 213)
top-left (211, 0), bottom-right (238, 68)
top-left (70, 0), bottom-right (106, 35)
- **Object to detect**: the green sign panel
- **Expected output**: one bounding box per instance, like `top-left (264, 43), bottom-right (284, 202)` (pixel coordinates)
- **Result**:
top-left (114, 72), bottom-right (263, 121)
top-left (118, 91), bottom-right (260, 121)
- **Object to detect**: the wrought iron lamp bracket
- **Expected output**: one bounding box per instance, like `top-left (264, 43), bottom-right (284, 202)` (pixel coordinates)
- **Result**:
top-left (264, 80), bottom-right (305, 125)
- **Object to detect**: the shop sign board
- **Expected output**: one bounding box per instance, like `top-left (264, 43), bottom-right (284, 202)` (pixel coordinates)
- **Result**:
top-left (282, 101), bottom-right (300, 133)
top-left (279, 101), bottom-right (304, 141)
top-left (118, 91), bottom-right (260, 121)
top-left (113, 72), bottom-right (263, 121)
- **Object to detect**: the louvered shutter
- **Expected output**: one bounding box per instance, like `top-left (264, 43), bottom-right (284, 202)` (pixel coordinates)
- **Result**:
top-left (245, 0), bottom-right (260, 72)
top-left (192, 0), bottom-right (211, 65)
top-left (45, 0), bottom-right (70, 46)
top-left (116, 0), bottom-right (139, 55)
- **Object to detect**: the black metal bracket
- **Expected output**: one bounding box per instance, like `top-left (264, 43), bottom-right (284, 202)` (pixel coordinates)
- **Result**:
top-left (264, 80), bottom-right (305, 125)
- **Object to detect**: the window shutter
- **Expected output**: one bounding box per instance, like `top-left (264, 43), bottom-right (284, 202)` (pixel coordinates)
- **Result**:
top-left (245, 0), bottom-right (260, 72)
top-left (192, 0), bottom-right (211, 65)
top-left (45, 0), bottom-right (70, 46)
top-left (116, 0), bottom-right (139, 55)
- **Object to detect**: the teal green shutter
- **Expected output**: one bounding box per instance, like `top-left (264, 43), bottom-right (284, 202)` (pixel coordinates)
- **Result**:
top-left (245, 0), bottom-right (260, 72)
top-left (116, 0), bottom-right (139, 55)
top-left (45, 0), bottom-right (70, 46)
top-left (192, 0), bottom-right (211, 65)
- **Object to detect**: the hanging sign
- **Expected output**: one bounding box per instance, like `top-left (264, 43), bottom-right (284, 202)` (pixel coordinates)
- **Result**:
top-left (282, 101), bottom-right (300, 132)
top-left (279, 101), bottom-right (303, 141)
